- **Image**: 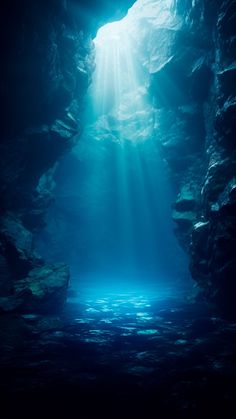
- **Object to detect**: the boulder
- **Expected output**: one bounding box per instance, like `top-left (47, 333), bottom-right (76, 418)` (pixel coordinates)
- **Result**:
top-left (201, 158), bottom-right (236, 206)
top-left (214, 177), bottom-right (236, 215)
top-left (0, 214), bottom-right (38, 278)
top-left (14, 263), bottom-right (70, 313)
top-left (174, 185), bottom-right (197, 211)
top-left (172, 209), bottom-right (196, 227)
top-left (0, 215), bottom-right (33, 258)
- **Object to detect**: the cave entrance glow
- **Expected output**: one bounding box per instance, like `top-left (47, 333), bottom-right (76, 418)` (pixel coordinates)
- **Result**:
top-left (36, 0), bottom-right (190, 294)
top-left (68, 2), bottom-right (189, 291)
top-left (91, 16), bottom-right (151, 137)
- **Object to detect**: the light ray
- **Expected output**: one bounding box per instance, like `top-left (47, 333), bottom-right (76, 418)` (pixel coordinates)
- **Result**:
top-left (76, 0), bottom-right (189, 286)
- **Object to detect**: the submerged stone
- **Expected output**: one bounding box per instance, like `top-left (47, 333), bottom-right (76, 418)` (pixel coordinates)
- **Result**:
top-left (14, 263), bottom-right (70, 313)
top-left (172, 210), bottom-right (196, 227)
top-left (174, 185), bottom-right (197, 211)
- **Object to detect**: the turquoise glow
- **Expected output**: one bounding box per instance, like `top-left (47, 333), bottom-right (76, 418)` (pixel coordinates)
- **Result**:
top-left (64, 0), bottom-right (189, 287)
top-left (36, 0), bottom-right (190, 291)
top-left (90, 14), bottom-right (152, 142)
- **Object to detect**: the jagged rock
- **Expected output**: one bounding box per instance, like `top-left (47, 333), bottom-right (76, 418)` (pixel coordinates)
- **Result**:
top-left (192, 220), bottom-right (210, 237)
top-left (0, 215), bottom-right (33, 259)
top-left (217, 62), bottom-right (236, 99)
top-left (0, 0), bottom-right (95, 307)
top-left (190, 209), bottom-right (236, 316)
top-left (172, 185), bottom-right (198, 250)
top-left (155, 105), bottom-right (205, 178)
top-left (172, 210), bottom-right (196, 227)
top-left (190, 221), bottom-right (211, 281)
top-left (215, 98), bottom-right (236, 148)
top-left (174, 185), bottom-right (197, 211)
top-left (217, 0), bottom-right (236, 39)
top-left (21, 168), bottom-right (57, 231)
top-left (66, 0), bottom-right (135, 35)
top-left (189, 57), bottom-right (212, 103)
top-left (213, 177), bottom-right (236, 215)
top-left (0, 214), bottom-right (39, 278)
top-left (151, 48), bottom-right (212, 107)
top-left (151, 53), bottom-right (191, 107)
top-left (202, 158), bottom-right (236, 206)
top-left (172, 185), bottom-right (198, 249)
top-left (14, 263), bottom-right (70, 313)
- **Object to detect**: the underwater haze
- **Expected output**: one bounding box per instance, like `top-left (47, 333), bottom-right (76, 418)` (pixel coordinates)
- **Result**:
top-left (36, 0), bottom-right (189, 292)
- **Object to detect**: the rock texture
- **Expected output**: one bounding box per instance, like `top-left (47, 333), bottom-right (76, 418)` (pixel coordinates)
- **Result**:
top-left (0, 0), bottom-right (134, 312)
top-left (185, 0), bottom-right (236, 316)
top-left (130, 0), bottom-right (236, 316)
top-left (13, 264), bottom-right (70, 313)
top-left (167, 1), bottom-right (236, 315)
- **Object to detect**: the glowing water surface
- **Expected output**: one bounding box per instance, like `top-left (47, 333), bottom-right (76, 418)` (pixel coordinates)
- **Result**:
top-left (66, 283), bottom-right (191, 347)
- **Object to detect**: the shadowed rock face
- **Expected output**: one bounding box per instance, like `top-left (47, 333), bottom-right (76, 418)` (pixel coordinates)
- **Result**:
top-left (187, 0), bottom-right (236, 316)
top-left (101, 0), bottom-right (236, 315)
top-left (0, 0), bottom-right (134, 313)
top-left (124, 0), bottom-right (236, 316)
top-left (68, 0), bottom-right (136, 34)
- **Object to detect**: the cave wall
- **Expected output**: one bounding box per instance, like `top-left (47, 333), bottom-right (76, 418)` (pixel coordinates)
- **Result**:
top-left (150, 0), bottom-right (236, 315)
top-left (189, 0), bottom-right (236, 314)
top-left (98, 0), bottom-right (236, 316)
top-left (0, 0), bottom-right (134, 312)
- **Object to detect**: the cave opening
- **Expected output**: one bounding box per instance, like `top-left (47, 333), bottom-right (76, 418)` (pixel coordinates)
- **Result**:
top-left (36, 0), bottom-right (191, 297)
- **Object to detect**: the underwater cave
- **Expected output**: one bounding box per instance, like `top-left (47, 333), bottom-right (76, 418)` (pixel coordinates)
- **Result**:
top-left (0, 0), bottom-right (236, 418)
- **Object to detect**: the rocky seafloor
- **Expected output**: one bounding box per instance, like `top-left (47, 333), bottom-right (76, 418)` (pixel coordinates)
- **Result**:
top-left (1, 288), bottom-right (236, 418)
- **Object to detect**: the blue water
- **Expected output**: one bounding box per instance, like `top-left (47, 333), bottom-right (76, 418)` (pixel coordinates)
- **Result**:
top-left (46, 133), bottom-right (190, 291)
top-left (36, 5), bottom-right (190, 293)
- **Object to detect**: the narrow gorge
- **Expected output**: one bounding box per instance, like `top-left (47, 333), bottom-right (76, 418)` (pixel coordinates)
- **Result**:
top-left (0, 1), bottom-right (236, 418)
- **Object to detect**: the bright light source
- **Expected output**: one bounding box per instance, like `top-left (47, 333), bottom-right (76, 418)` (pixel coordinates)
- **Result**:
top-left (90, 0), bottom-right (174, 143)
top-left (94, 20), bottom-right (126, 45)
top-left (91, 13), bottom-right (152, 143)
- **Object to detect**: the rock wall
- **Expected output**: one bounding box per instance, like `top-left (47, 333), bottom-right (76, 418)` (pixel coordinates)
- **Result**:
top-left (0, 0), bottom-right (134, 312)
top-left (148, 0), bottom-right (236, 315)
top-left (104, 0), bottom-right (236, 316)
top-left (189, 0), bottom-right (236, 316)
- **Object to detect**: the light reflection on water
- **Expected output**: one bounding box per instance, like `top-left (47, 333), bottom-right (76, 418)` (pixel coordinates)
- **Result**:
top-left (66, 286), bottom-right (188, 346)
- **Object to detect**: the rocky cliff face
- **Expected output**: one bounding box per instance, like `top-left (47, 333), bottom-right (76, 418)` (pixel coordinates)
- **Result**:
top-left (0, 0), bottom-right (134, 312)
top-left (188, 0), bottom-right (236, 315)
top-left (143, 0), bottom-right (236, 315)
